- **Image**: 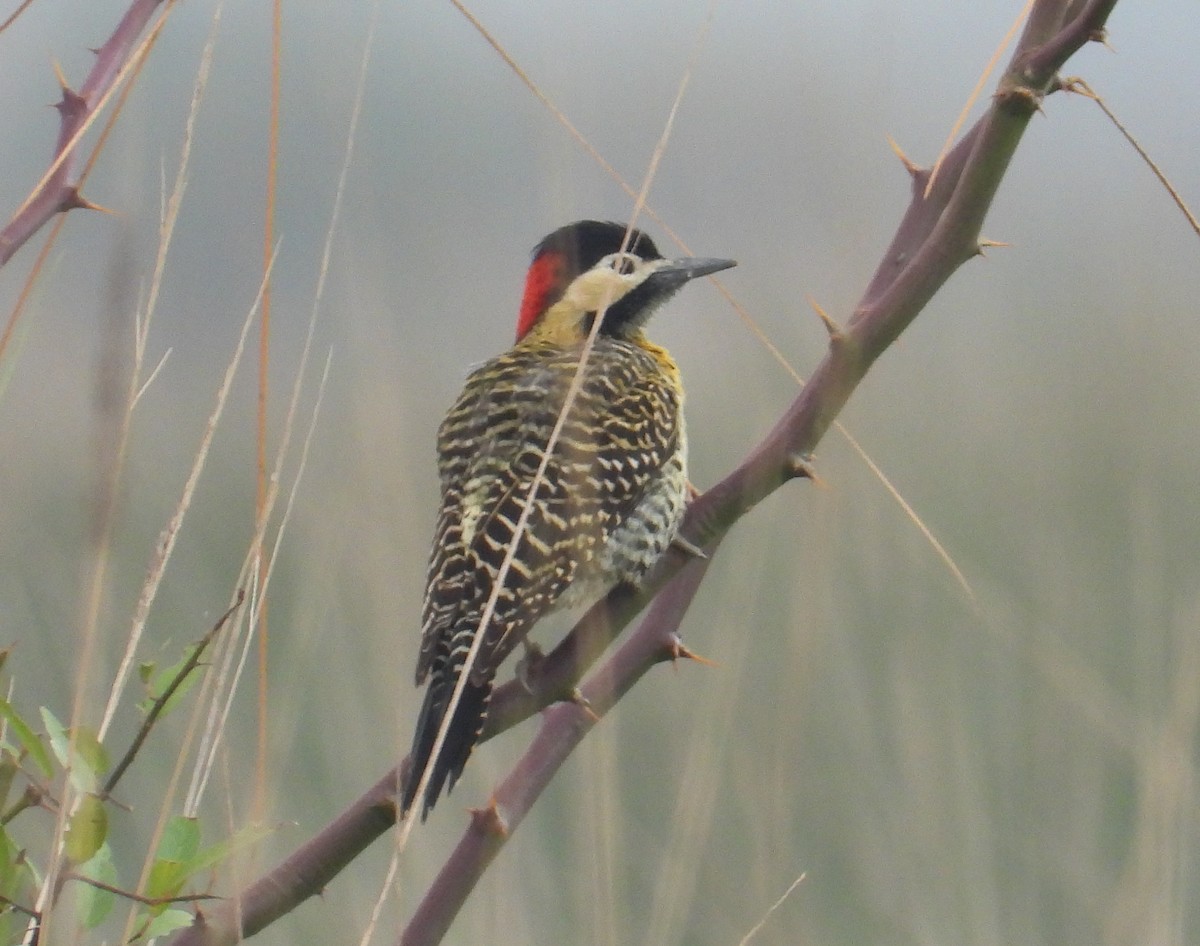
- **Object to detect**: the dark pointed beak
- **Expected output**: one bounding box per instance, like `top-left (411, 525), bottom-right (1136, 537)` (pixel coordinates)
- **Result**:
top-left (649, 257), bottom-right (737, 290)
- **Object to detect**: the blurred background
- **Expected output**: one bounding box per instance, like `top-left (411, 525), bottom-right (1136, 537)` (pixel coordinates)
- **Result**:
top-left (0, 1), bottom-right (1197, 943)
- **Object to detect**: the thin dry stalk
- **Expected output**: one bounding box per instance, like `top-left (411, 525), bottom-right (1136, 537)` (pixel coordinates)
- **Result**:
top-left (100, 0), bottom-right (224, 743)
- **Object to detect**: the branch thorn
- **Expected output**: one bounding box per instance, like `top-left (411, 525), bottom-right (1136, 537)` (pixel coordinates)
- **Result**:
top-left (667, 635), bottom-right (719, 668)
top-left (568, 688), bottom-right (600, 723)
top-left (807, 297), bottom-right (844, 344)
top-left (975, 237), bottom-right (1010, 257)
top-left (885, 134), bottom-right (923, 178)
top-left (51, 59), bottom-right (70, 93)
top-left (1089, 28), bottom-right (1114, 51)
top-left (468, 797), bottom-right (509, 837)
top-left (61, 189), bottom-right (114, 215)
top-left (998, 85), bottom-right (1045, 116)
top-left (50, 64), bottom-right (86, 117)
top-left (787, 453), bottom-right (822, 486)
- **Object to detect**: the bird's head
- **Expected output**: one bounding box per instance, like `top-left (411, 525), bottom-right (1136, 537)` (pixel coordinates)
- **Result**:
top-left (514, 220), bottom-right (736, 343)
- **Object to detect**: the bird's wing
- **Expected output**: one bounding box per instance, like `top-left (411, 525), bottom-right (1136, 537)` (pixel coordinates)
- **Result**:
top-left (417, 351), bottom-right (578, 683)
top-left (416, 343), bottom-right (681, 683)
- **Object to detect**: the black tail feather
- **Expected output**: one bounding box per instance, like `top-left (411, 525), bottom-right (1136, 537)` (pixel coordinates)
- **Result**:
top-left (401, 672), bottom-right (493, 820)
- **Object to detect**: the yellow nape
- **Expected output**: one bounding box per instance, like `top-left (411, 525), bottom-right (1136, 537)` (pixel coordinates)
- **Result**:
top-left (637, 338), bottom-right (681, 385)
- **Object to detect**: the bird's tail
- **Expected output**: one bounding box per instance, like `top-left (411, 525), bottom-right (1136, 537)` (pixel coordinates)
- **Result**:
top-left (401, 661), bottom-right (494, 820)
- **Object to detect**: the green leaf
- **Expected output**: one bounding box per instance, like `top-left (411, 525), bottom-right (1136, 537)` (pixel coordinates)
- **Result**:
top-left (20, 845), bottom-right (42, 891)
top-left (158, 816), bottom-right (202, 864)
top-left (144, 908), bottom-right (194, 939)
top-left (137, 645), bottom-right (203, 718)
top-left (145, 859), bottom-right (186, 915)
top-left (0, 825), bottom-right (34, 904)
top-left (38, 710), bottom-right (107, 793)
top-left (74, 843), bottom-right (117, 929)
top-left (72, 727), bottom-right (109, 780)
top-left (185, 821), bottom-right (275, 876)
top-left (142, 819), bottom-right (275, 920)
top-left (145, 817), bottom-right (202, 913)
top-left (0, 755), bottom-right (17, 811)
top-left (0, 701), bottom-right (52, 778)
top-left (41, 707), bottom-right (70, 769)
top-left (65, 795), bottom-right (108, 866)
top-left (0, 827), bottom-right (16, 891)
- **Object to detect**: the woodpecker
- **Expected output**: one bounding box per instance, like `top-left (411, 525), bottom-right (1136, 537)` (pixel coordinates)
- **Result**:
top-left (402, 220), bottom-right (735, 818)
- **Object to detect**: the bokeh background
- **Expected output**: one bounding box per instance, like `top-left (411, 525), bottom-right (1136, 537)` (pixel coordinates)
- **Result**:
top-left (1, 1), bottom-right (1198, 944)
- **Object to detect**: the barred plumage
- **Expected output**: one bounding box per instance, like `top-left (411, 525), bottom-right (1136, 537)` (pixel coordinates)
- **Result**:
top-left (402, 221), bottom-right (734, 818)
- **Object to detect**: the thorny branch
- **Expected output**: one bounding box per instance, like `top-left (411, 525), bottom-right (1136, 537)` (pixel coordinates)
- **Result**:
top-left (168, 1), bottom-right (1119, 944)
top-left (0, 0), bottom-right (170, 268)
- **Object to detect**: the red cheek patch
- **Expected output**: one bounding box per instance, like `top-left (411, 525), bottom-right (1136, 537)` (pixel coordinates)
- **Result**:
top-left (515, 251), bottom-right (565, 341)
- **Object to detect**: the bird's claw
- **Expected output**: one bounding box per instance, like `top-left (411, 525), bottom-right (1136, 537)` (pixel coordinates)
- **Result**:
top-left (672, 532), bottom-right (708, 560)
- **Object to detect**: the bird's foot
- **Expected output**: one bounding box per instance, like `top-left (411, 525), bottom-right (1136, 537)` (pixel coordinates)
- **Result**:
top-left (672, 532), bottom-right (708, 560)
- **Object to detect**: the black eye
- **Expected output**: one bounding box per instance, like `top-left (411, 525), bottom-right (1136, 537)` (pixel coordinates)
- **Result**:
top-left (614, 255), bottom-right (638, 275)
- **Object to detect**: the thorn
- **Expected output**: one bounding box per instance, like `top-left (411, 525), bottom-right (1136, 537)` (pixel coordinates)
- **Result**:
top-left (807, 297), bottom-right (844, 343)
top-left (667, 635), bottom-right (719, 668)
top-left (53, 87), bottom-right (86, 118)
top-left (568, 688), bottom-right (600, 723)
top-left (51, 59), bottom-right (70, 93)
top-left (467, 797), bottom-right (509, 838)
top-left (50, 65), bottom-right (86, 118)
top-left (885, 134), bottom-right (923, 177)
top-left (787, 453), bottom-right (823, 487)
top-left (671, 532), bottom-right (708, 560)
top-left (685, 479), bottom-right (703, 502)
top-left (998, 85), bottom-right (1045, 116)
top-left (1090, 28), bottom-right (1115, 52)
top-left (61, 189), bottom-right (115, 215)
top-left (975, 238), bottom-right (1010, 257)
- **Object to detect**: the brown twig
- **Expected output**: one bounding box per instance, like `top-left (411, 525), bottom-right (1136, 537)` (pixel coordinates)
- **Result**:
top-left (101, 592), bottom-right (245, 798)
top-left (64, 870), bottom-right (220, 908)
top-left (0, 783), bottom-right (48, 825)
top-left (0, 891), bottom-right (39, 920)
